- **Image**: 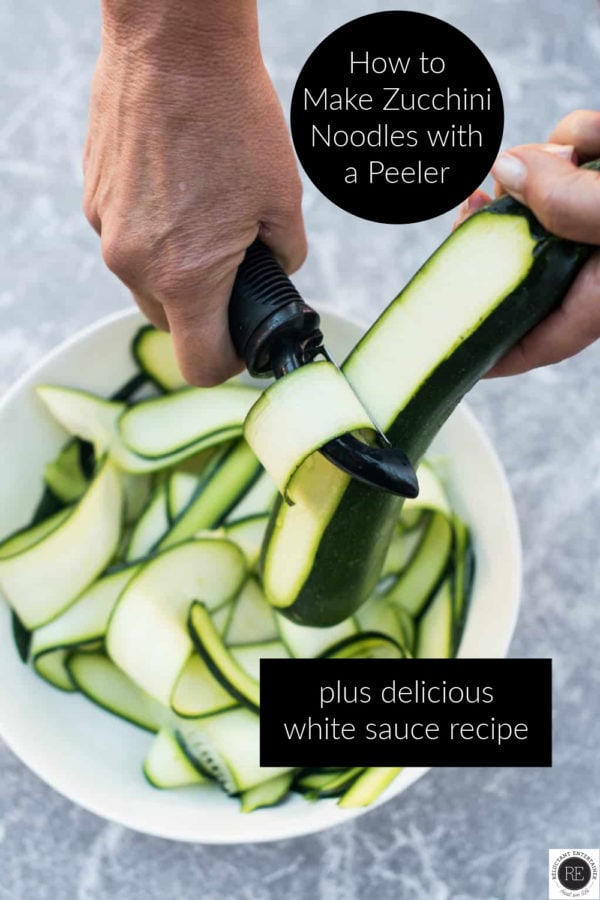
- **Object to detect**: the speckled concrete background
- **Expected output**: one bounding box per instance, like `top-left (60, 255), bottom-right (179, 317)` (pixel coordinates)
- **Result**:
top-left (1, 1), bottom-right (599, 897)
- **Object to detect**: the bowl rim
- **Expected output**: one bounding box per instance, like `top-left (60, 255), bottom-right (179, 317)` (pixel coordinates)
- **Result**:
top-left (0, 306), bottom-right (522, 843)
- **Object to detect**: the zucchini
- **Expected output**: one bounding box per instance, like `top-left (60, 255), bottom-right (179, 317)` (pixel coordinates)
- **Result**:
top-left (261, 191), bottom-right (599, 625)
top-left (415, 577), bottom-right (454, 659)
top-left (295, 767), bottom-right (364, 799)
top-left (379, 523), bottom-right (425, 579)
top-left (176, 707), bottom-right (293, 794)
top-left (132, 326), bottom-right (187, 392)
top-left (143, 728), bottom-right (209, 788)
top-left (170, 653), bottom-right (237, 719)
top-left (323, 631), bottom-right (407, 659)
top-left (158, 441), bottom-right (260, 549)
top-left (395, 606), bottom-right (416, 656)
top-left (188, 602), bottom-right (261, 711)
top-left (118, 385), bottom-right (258, 460)
top-left (30, 565), bottom-right (140, 660)
top-left (34, 647), bottom-right (77, 692)
top-left (67, 650), bottom-right (170, 732)
top-left (0, 460), bottom-right (122, 628)
top-left (338, 767), bottom-right (403, 808)
top-left (211, 601), bottom-right (234, 637)
top-left (37, 386), bottom-right (234, 474)
top-left (121, 472), bottom-right (153, 524)
top-left (355, 595), bottom-right (411, 651)
top-left (240, 772), bottom-right (294, 813)
top-left (225, 577), bottom-right (278, 645)
top-left (244, 360), bottom-right (375, 501)
top-left (451, 515), bottom-right (475, 655)
top-left (106, 538), bottom-right (246, 705)
top-left (224, 514), bottom-right (269, 569)
top-left (225, 471), bottom-right (277, 523)
top-left (0, 506), bottom-right (71, 560)
top-left (44, 440), bottom-right (88, 503)
top-left (167, 471), bottom-right (202, 520)
top-left (229, 640), bottom-right (290, 681)
top-left (125, 481), bottom-right (169, 560)
top-left (382, 512), bottom-right (453, 616)
top-left (276, 611), bottom-right (358, 659)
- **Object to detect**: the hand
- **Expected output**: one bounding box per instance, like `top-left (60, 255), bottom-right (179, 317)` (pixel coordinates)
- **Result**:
top-left (84, 2), bottom-right (306, 386)
top-left (454, 110), bottom-right (600, 377)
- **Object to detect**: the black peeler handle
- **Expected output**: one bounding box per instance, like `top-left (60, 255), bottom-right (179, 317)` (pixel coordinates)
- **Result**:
top-left (229, 240), bottom-right (322, 377)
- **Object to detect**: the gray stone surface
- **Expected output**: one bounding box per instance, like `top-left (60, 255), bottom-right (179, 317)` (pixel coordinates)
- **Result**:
top-left (1, 0), bottom-right (599, 897)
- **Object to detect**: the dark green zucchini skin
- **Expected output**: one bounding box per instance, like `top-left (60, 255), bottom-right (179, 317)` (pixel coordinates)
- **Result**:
top-left (276, 185), bottom-right (598, 627)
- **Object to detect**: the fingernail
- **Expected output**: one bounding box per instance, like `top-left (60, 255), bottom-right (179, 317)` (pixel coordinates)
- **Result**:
top-left (492, 152), bottom-right (527, 193)
top-left (540, 142), bottom-right (576, 161)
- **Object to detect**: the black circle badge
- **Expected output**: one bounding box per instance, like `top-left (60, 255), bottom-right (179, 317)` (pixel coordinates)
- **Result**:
top-left (557, 857), bottom-right (593, 892)
top-left (291, 11), bottom-right (504, 224)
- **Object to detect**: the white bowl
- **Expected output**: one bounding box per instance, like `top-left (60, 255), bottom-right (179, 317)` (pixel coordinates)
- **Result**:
top-left (0, 308), bottom-right (521, 843)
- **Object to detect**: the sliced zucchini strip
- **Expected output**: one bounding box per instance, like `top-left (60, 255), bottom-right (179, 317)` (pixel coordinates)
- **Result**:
top-left (229, 640), bottom-right (290, 682)
top-left (34, 647), bottom-right (77, 692)
top-left (167, 471), bottom-right (201, 520)
top-left (451, 515), bottom-right (475, 655)
top-left (119, 384), bottom-right (259, 459)
top-left (44, 440), bottom-right (88, 503)
top-left (244, 361), bottom-right (376, 503)
top-left (323, 631), bottom-right (407, 659)
top-left (159, 441), bottom-right (260, 549)
top-left (225, 471), bottom-right (277, 523)
top-left (295, 767), bottom-right (364, 799)
top-left (188, 602), bottom-right (260, 711)
top-left (240, 772), bottom-right (293, 813)
top-left (0, 506), bottom-right (71, 560)
top-left (380, 524), bottom-right (425, 579)
top-left (355, 595), bottom-right (411, 651)
top-left (415, 577), bottom-right (454, 659)
top-left (144, 728), bottom-right (209, 789)
top-left (37, 386), bottom-right (229, 474)
top-left (338, 767), bottom-right (403, 809)
top-left (0, 460), bottom-right (122, 629)
top-left (30, 564), bottom-right (140, 659)
top-left (171, 654), bottom-right (237, 719)
top-left (211, 601), bottom-right (233, 637)
top-left (276, 611), bottom-right (358, 659)
top-left (224, 514), bottom-right (269, 570)
top-left (125, 482), bottom-right (169, 561)
top-left (166, 447), bottom-right (230, 526)
top-left (67, 650), bottom-right (170, 732)
top-left (176, 707), bottom-right (293, 794)
top-left (383, 512), bottom-right (453, 617)
top-left (107, 539), bottom-right (246, 705)
top-left (121, 472), bottom-right (152, 524)
top-left (132, 326), bottom-right (187, 392)
top-left (225, 577), bottom-right (278, 645)
top-left (395, 607), bottom-right (416, 656)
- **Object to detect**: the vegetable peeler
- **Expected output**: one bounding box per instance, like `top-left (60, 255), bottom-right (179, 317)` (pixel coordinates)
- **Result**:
top-left (229, 240), bottom-right (419, 498)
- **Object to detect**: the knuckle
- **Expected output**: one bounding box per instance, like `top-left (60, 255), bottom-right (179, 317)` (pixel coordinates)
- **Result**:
top-left (152, 237), bottom-right (224, 299)
top-left (82, 195), bottom-right (98, 229)
top-left (101, 232), bottom-right (139, 279)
